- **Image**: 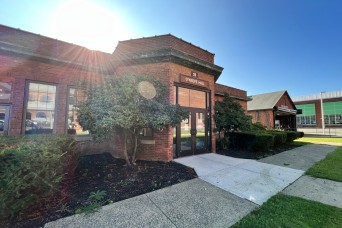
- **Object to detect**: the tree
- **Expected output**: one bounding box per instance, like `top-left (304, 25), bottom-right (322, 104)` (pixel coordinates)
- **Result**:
top-left (214, 93), bottom-right (252, 148)
top-left (77, 74), bottom-right (187, 166)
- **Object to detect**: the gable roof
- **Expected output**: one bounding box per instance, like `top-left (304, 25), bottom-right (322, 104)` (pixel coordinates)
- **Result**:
top-left (248, 90), bottom-right (286, 111)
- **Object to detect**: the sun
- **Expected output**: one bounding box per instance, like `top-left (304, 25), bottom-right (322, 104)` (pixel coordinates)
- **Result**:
top-left (49, 0), bottom-right (131, 52)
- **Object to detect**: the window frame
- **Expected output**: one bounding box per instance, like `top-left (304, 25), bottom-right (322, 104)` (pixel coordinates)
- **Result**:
top-left (23, 80), bottom-right (58, 134)
top-left (138, 127), bottom-right (154, 140)
top-left (66, 86), bottom-right (89, 136)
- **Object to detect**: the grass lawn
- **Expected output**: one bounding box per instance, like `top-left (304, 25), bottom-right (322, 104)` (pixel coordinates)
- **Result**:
top-left (233, 194), bottom-right (342, 228)
top-left (295, 137), bottom-right (342, 145)
top-left (306, 147), bottom-right (342, 182)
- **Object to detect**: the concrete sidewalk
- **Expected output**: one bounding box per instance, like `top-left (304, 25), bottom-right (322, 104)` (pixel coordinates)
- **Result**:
top-left (175, 154), bottom-right (304, 205)
top-left (283, 175), bottom-right (342, 208)
top-left (45, 144), bottom-right (338, 227)
top-left (259, 144), bottom-right (337, 170)
top-left (45, 179), bottom-right (257, 228)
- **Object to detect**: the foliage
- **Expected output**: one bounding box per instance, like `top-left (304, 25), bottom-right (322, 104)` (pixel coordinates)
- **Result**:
top-left (214, 93), bottom-right (252, 149)
top-left (285, 131), bottom-right (302, 142)
top-left (0, 135), bottom-right (79, 220)
top-left (229, 132), bottom-right (274, 152)
top-left (306, 147), bottom-right (342, 182)
top-left (215, 93), bottom-right (252, 133)
top-left (251, 122), bottom-right (267, 131)
top-left (233, 194), bottom-right (342, 228)
top-left (266, 131), bottom-right (287, 146)
top-left (75, 190), bottom-right (107, 214)
top-left (77, 74), bottom-right (188, 166)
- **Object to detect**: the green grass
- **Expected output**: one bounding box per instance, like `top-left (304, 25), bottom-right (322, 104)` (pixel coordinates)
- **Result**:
top-left (306, 147), bottom-right (342, 182)
top-left (233, 194), bottom-right (342, 228)
top-left (295, 137), bottom-right (342, 145)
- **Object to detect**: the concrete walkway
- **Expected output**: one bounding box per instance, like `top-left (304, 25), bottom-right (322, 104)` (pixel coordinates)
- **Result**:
top-left (259, 144), bottom-right (337, 170)
top-left (283, 176), bottom-right (342, 208)
top-left (45, 179), bottom-right (257, 228)
top-left (175, 154), bottom-right (304, 205)
top-left (45, 144), bottom-right (339, 228)
top-left (258, 144), bottom-right (341, 208)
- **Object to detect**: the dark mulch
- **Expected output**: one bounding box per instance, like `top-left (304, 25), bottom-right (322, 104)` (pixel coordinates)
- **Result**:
top-left (217, 143), bottom-right (303, 160)
top-left (3, 153), bottom-right (197, 228)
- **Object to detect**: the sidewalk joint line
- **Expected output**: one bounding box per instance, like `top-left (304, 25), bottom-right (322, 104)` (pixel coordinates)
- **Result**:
top-left (145, 193), bottom-right (179, 228)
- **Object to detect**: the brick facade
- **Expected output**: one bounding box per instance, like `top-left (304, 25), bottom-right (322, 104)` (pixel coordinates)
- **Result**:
top-left (1, 25), bottom-right (256, 161)
top-left (248, 110), bottom-right (275, 129)
top-left (294, 97), bottom-right (342, 128)
top-left (214, 83), bottom-right (250, 112)
top-left (247, 91), bottom-right (297, 130)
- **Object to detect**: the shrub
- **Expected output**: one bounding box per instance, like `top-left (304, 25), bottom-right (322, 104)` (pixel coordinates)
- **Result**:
top-left (297, 131), bottom-right (304, 138)
top-left (285, 131), bottom-right (301, 143)
top-left (267, 131), bottom-right (287, 146)
top-left (229, 132), bottom-right (274, 152)
top-left (252, 133), bottom-right (274, 151)
top-left (0, 135), bottom-right (79, 219)
top-left (251, 122), bottom-right (267, 131)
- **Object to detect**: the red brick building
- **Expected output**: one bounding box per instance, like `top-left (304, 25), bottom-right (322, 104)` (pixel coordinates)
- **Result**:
top-left (293, 91), bottom-right (342, 129)
top-left (247, 91), bottom-right (298, 130)
top-left (214, 83), bottom-right (250, 112)
top-left (0, 24), bottom-right (249, 161)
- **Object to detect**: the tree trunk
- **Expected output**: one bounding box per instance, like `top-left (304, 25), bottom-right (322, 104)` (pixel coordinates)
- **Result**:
top-left (131, 133), bottom-right (138, 165)
top-left (123, 130), bottom-right (132, 166)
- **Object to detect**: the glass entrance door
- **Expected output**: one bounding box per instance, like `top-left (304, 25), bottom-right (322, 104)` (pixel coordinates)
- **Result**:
top-left (177, 109), bottom-right (208, 157)
top-left (0, 106), bottom-right (10, 135)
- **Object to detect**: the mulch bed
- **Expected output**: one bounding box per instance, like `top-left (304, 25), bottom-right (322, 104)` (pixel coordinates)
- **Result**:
top-left (217, 143), bottom-right (303, 159)
top-left (3, 153), bottom-right (197, 228)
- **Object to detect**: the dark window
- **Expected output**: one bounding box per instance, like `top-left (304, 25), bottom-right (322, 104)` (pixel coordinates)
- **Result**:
top-left (67, 88), bottom-right (88, 135)
top-left (139, 128), bottom-right (153, 139)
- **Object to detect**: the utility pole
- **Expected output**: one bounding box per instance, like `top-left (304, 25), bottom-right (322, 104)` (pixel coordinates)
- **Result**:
top-left (320, 92), bottom-right (325, 135)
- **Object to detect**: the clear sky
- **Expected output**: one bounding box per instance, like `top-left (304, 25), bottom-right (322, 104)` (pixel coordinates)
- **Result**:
top-left (1, 0), bottom-right (341, 97)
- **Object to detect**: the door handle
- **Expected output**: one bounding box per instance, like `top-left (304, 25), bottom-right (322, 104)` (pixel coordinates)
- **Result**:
top-left (190, 129), bottom-right (197, 135)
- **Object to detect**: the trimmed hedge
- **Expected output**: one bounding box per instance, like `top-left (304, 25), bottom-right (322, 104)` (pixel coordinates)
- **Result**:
top-left (229, 132), bottom-right (274, 152)
top-left (228, 130), bottom-right (304, 152)
top-left (267, 131), bottom-right (287, 146)
top-left (0, 135), bottom-right (79, 219)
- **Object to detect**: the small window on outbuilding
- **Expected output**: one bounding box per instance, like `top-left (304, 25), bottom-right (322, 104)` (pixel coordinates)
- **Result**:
top-left (139, 128), bottom-right (153, 139)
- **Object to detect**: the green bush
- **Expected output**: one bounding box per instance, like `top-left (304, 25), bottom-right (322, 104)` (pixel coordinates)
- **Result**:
top-left (229, 132), bottom-right (274, 152)
top-left (285, 131), bottom-right (301, 143)
top-left (298, 131), bottom-right (304, 138)
top-left (251, 122), bottom-right (267, 131)
top-left (0, 135), bottom-right (79, 219)
top-left (267, 131), bottom-right (287, 146)
top-left (252, 133), bottom-right (275, 151)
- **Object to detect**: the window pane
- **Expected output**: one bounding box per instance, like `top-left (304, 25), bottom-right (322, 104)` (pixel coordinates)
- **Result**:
top-left (178, 87), bottom-right (190, 107)
top-left (26, 82), bottom-right (56, 134)
top-left (177, 87), bottom-right (206, 109)
top-left (189, 90), bottom-right (206, 108)
top-left (67, 88), bottom-right (89, 135)
top-left (0, 82), bottom-right (12, 102)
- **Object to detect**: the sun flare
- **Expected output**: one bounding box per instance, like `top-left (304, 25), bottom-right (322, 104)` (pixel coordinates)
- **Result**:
top-left (49, 0), bottom-right (131, 52)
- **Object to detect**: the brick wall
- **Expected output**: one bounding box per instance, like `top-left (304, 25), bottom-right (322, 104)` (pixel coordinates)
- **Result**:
top-left (248, 109), bottom-right (275, 129)
top-left (0, 54), bottom-right (108, 136)
top-left (114, 34), bottom-right (214, 63)
top-left (275, 93), bottom-right (296, 109)
top-left (214, 83), bottom-right (248, 112)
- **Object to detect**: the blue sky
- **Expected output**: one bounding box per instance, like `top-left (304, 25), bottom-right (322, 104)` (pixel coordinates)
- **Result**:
top-left (1, 0), bottom-right (341, 97)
